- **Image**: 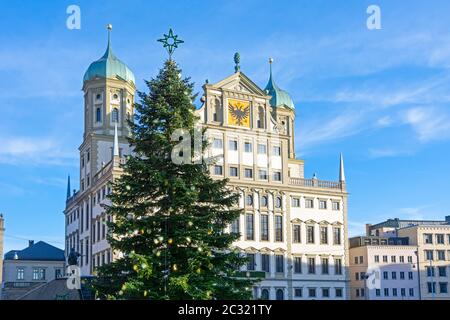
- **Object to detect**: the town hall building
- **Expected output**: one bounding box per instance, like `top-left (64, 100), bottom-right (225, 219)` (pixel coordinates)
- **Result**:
top-left (64, 26), bottom-right (350, 300)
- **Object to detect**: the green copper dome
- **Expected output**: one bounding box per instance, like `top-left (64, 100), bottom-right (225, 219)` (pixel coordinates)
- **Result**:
top-left (264, 60), bottom-right (294, 110)
top-left (83, 31), bottom-right (135, 85)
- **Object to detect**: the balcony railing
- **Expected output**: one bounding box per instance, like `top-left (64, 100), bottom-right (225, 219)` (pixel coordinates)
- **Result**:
top-left (289, 177), bottom-right (343, 190)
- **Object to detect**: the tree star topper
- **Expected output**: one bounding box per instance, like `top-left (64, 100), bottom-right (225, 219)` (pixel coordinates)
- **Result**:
top-left (157, 28), bottom-right (184, 58)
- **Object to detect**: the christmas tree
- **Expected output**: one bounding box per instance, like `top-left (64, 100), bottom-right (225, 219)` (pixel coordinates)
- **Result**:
top-left (92, 57), bottom-right (256, 300)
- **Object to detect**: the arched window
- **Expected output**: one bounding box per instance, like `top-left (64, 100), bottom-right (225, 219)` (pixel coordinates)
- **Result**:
top-left (275, 196), bottom-right (282, 209)
top-left (96, 107), bottom-right (102, 123)
top-left (261, 196), bottom-right (268, 207)
top-left (112, 108), bottom-right (119, 123)
top-left (246, 195), bottom-right (253, 206)
top-left (261, 289), bottom-right (269, 300)
top-left (212, 98), bottom-right (223, 122)
top-left (276, 289), bottom-right (284, 300)
top-left (257, 106), bottom-right (265, 129)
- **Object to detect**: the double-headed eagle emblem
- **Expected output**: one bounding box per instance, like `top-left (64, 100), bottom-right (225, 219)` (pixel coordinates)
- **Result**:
top-left (228, 102), bottom-right (250, 126)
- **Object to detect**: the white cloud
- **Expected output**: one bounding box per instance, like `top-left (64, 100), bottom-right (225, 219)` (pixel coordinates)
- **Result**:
top-left (0, 136), bottom-right (77, 166)
top-left (402, 107), bottom-right (450, 142)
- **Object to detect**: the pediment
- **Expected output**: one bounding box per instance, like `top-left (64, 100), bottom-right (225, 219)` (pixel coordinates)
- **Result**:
top-left (211, 71), bottom-right (268, 97)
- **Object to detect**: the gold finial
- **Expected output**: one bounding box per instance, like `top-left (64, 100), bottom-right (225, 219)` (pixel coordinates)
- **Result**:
top-left (107, 24), bottom-right (113, 31)
top-left (269, 57), bottom-right (274, 64)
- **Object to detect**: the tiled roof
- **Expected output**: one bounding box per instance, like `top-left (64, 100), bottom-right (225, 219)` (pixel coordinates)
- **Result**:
top-left (4, 241), bottom-right (64, 261)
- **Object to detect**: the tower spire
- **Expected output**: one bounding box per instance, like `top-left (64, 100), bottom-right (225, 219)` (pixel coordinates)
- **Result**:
top-left (102, 23), bottom-right (114, 59)
top-left (113, 122), bottom-right (119, 157)
top-left (66, 175), bottom-right (71, 199)
top-left (339, 153), bottom-right (346, 182)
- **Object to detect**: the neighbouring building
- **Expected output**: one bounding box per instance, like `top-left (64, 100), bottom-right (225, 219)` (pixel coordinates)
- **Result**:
top-left (1, 241), bottom-right (65, 300)
top-left (64, 26), bottom-right (350, 300)
top-left (368, 217), bottom-right (450, 300)
top-left (349, 236), bottom-right (420, 300)
top-left (0, 214), bottom-right (4, 286)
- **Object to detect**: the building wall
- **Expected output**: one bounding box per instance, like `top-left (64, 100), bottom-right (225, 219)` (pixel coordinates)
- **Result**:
top-left (398, 226), bottom-right (450, 300)
top-left (2, 260), bottom-right (64, 284)
top-left (349, 245), bottom-right (419, 300)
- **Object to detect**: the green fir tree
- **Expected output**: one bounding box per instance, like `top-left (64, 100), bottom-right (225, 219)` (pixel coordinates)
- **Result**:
top-left (92, 59), bottom-right (256, 300)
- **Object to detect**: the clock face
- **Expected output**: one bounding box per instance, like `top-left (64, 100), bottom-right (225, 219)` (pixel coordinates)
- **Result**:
top-left (227, 99), bottom-right (250, 127)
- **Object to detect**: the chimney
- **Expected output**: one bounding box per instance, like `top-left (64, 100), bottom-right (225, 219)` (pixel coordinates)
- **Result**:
top-left (29, 240), bottom-right (34, 247)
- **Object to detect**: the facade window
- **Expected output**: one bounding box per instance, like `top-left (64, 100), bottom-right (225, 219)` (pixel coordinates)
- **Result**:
top-left (260, 196), bottom-right (268, 207)
top-left (307, 225), bottom-right (315, 244)
top-left (229, 166), bottom-right (238, 177)
top-left (246, 194), bottom-right (253, 206)
top-left (96, 107), bottom-right (102, 122)
top-left (246, 214), bottom-right (254, 240)
top-left (229, 140), bottom-right (238, 151)
top-left (424, 234), bottom-right (433, 244)
top-left (438, 266), bottom-right (447, 277)
top-left (260, 214), bottom-right (269, 241)
top-left (305, 199), bottom-right (314, 209)
top-left (384, 288), bottom-right (389, 296)
top-left (335, 258), bottom-right (342, 275)
top-left (427, 267), bottom-right (435, 279)
top-left (294, 257), bottom-right (302, 274)
top-left (261, 254), bottom-right (270, 273)
top-left (85, 238), bottom-right (89, 265)
top-left (392, 271), bottom-right (397, 280)
top-left (213, 138), bottom-right (223, 149)
top-left (273, 171), bottom-right (282, 181)
top-left (291, 197), bottom-right (301, 207)
top-left (375, 255), bottom-right (380, 263)
top-left (321, 258), bottom-right (329, 274)
top-left (427, 282), bottom-right (436, 294)
top-left (244, 168), bottom-right (253, 179)
top-left (112, 108), bottom-right (119, 123)
top-left (319, 200), bottom-right (327, 210)
top-left (275, 255), bottom-right (284, 273)
top-left (247, 254), bottom-right (256, 271)
top-left (400, 256), bottom-right (405, 263)
top-left (392, 288), bottom-right (398, 297)
top-left (335, 288), bottom-right (343, 298)
top-left (383, 255), bottom-right (388, 262)
top-left (275, 215), bottom-right (283, 242)
top-left (436, 234), bottom-right (445, 244)
top-left (400, 271), bottom-right (405, 279)
top-left (408, 256), bottom-right (413, 263)
top-left (320, 226), bottom-right (328, 244)
top-left (322, 288), bottom-right (330, 298)
top-left (391, 256), bottom-right (396, 263)
top-left (213, 165), bottom-right (223, 175)
top-left (383, 271), bottom-right (388, 280)
top-left (409, 288), bottom-right (414, 296)
top-left (332, 201), bottom-right (340, 210)
top-left (276, 289), bottom-right (284, 301)
top-left (244, 142), bottom-right (252, 153)
top-left (425, 250), bottom-right (434, 261)
top-left (408, 271), bottom-right (413, 280)
top-left (261, 289), bottom-right (269, 300)
top-left (275, 196), bottom-right (282, 209)
top-left (293, 224), bottom-right (301, 243)
top-left (257, 106), bottom-right (265, 129)
top-left (437, 250), bottom-right (445, 261)
top-left (272, 146), bottom-right (281, 156)
top-left (17, 267), bottom-right (25, 280)
top-left (439, 282), bottom-right (448, 294)
top-left (231, 218), bottom-right (240, 235)
top-left (308, 288), bottom-right (316, 298)
top-left (257, 144), bottom-right (267, 154)
top-left (294, 288), bottom-right (302, 298)
top-left (376, 289), bottom-right (381, 297)
top-left (258, 169), bottom-right (268, 180)
top-left (32, 268), bottom-right (45, 281)
top-left (401, 288), bottom-right (406, 296)
top-left (308, 257), bottom-right (315, 274)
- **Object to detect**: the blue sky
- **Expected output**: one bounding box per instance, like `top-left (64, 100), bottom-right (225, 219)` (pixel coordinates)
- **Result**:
top-left (1, 0), bottom-right (450, 253)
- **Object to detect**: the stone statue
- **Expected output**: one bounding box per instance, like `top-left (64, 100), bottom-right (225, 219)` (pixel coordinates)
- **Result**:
top-left (67, 248), bottom-right (80, 266)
